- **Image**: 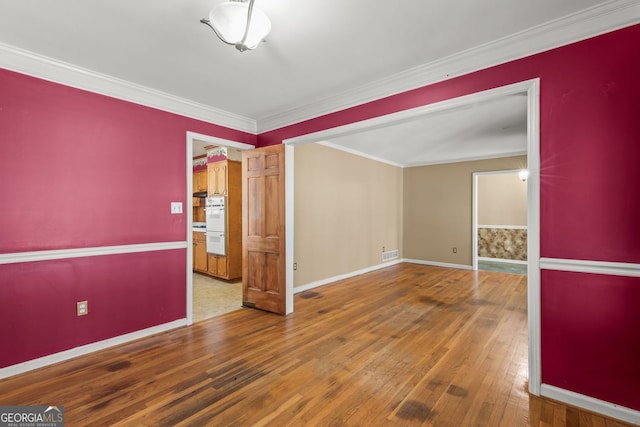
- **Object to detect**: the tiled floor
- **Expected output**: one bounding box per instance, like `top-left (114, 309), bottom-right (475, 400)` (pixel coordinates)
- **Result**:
top-left (192, 273), bottom-right (243, 322)
top-left (478, 260), bottom-right (528, 275)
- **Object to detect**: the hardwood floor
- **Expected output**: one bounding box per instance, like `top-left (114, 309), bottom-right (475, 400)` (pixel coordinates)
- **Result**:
top-left (0, 263), bottom-right (634, 426)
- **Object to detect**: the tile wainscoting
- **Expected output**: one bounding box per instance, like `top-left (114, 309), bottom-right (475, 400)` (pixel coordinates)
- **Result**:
top-left (478, 226), bottom-right (527, 261)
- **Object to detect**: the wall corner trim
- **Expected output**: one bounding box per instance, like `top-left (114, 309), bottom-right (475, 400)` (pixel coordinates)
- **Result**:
top-left (0, 319), bottom-right (187, 379)
top-left (541, 384), bottom-right (640, 426)
top-left (0, 42), bottom-right (257, 134)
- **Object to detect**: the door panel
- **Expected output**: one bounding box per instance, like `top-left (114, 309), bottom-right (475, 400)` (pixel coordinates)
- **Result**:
top-left (242, 144), bottom-right (286, 315)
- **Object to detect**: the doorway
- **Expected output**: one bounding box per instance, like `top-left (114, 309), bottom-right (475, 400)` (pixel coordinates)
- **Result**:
top-left (185, 131), bottom-right (253, 325)
top-left (473, 170), bottom-right (529, 276)
top-left (283, 79), bottom-right (541, 395)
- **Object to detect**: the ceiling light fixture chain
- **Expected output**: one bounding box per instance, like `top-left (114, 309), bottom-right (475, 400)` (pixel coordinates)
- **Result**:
top-left (200, 0), bottom-right (271, 52)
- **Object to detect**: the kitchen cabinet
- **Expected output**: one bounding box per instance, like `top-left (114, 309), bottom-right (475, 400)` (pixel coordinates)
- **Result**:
top-left (207, 161), bottom-right (228, 196)
top-left (207, 254), bottom-right (228, 277)
top-left (192, 197), bottom-right (206, 223)
top-left (224, 160), bottom-right (242, 281)
top-left (193, 169), bottom-right (208, 193)
top-left (192, 160), bottom-right (242, 281)
top-left (193, 231), bottom-right (208, 273)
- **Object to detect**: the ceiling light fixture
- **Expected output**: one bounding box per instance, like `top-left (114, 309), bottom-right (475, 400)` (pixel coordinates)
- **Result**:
top-left (200, 0), bottom-right (271, 52)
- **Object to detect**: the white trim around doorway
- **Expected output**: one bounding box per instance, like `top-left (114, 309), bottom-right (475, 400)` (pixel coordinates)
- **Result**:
top-left (282, 78), bottom-right (541, 396)
top-left (184, 131), bottom-right (254, 325)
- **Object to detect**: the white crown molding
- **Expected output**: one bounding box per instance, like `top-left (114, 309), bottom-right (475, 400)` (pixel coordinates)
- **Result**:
top-left (317, 139), bottom-right (526, 168)
top-left (257, 0), bottom-right (640, 133)
top-left (403, 151), bottom-right (528, 168)
top-left (315, 140), bottom-right (404, 168)
top-left (0, 42), bottom-right (257, 134)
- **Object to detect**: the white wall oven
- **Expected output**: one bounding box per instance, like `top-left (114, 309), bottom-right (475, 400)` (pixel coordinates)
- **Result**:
top-left (205, 196), bottom-right (226, 255)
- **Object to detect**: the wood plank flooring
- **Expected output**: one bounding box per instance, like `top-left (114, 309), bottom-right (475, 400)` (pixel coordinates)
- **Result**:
top-left (0, 263), bottom-right (634, 426)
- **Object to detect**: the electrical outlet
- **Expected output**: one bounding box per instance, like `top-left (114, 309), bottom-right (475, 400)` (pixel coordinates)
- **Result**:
top-left (293, 262), bottom-right (297, 270)
top-left (452, 247), bottom-right (458, 253)
top-left (77, 300), bottom-right (88, 316)
top-left (382, 246), bottom-right (385, 252)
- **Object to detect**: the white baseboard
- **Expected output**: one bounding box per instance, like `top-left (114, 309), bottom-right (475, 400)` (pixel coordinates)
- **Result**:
top-left (293, 259), bottom-right (403, 294)
top-left (478, 257), bottom-right (528, 265)
top-left (541, 384), bottom-right (640, 426)
top-left (0, 319), bottom-right (187, 379)
top-left (404, 258), bottom-right (473, 270)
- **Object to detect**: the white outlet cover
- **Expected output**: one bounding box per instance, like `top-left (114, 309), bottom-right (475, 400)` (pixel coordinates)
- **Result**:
top-left (171, 202), bottom-right (183, 214)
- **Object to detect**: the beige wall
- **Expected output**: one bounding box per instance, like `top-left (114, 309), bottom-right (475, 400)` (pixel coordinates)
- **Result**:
top-left (294, 143), bottom-right (403, 287)
top-left (403, 156), bottom-right (526, 266)
top-left (478, 173), bottom-right (527, 226)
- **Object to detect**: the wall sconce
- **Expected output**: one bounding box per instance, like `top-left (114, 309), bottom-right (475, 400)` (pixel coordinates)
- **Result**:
top-left (518, 169), bottom-right (529, 181)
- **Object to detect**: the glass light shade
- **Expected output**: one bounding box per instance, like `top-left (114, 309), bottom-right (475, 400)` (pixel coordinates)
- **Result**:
top-left (518, 169), bottom-right (529, 181)
top-left (210, 1), bottom-right (271, 50)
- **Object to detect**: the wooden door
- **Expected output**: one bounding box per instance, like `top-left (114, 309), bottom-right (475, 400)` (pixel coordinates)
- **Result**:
top-left (242, 144), bottom-right (286, 314)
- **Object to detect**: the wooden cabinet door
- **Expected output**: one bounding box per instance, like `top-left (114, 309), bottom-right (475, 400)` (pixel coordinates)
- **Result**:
top-left (207, 254), bottom-right (218, 276)
top-left (193, 170), bottom-right (208, 193)
top-left (208, 161), bottom-right (228, 196)
top-left (242, 144), bottom-right (286, 315)
top-left (207, 255), bottom-right (228, 279)
top-left (216, 256), bottom-right (228, 278)
top-left (194, 232), bottom-right (208, 273)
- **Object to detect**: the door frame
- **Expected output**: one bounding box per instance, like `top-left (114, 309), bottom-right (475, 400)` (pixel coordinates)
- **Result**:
top-left (472, 169), bottom-right (528, 271)
top-left (184, 131), bottom-right (253, 326)
top-left (283, 78), bottom-right (541, 395)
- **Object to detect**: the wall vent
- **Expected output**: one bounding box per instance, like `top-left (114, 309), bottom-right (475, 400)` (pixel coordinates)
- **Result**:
top-left (382, 249), bottom-right (399, 262)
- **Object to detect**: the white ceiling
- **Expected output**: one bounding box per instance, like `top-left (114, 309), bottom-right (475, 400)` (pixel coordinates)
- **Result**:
top-left (0, 0), bottom-right (627, 165)
top-left (319, 93), bottom-right (528, 167)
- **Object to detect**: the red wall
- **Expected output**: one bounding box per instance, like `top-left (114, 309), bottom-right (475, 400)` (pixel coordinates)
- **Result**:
top-left (258, 25), bottom-right (640, 411)
top-left (0, 69), bottom-right (255, 252)
top-left (0, 68), bottom-right (255, 368)
top-left (0, 251), bottom-right (186, 367)
top-left (2, 23), bottom-right (639, 412)
top-left (542, 270), bottom-right (640, 410)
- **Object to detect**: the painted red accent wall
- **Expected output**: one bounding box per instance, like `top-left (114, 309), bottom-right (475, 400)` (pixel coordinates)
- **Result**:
top-left (0, 68), bottom-right (255, 369)
top-left (0, 68), bottom-right (255, 253)
top-left (257, 25), bottom-right (640, 411)
top-left (0, 250), bottom-right (186, 367)
top-left (542, 270), bottom-right (640, 410)
top-left (2, 22), bottom-right (640, 412)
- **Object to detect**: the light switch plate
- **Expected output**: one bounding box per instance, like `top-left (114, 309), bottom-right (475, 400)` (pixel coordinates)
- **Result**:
top-left (171, 202), bottom-right (183, 214)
